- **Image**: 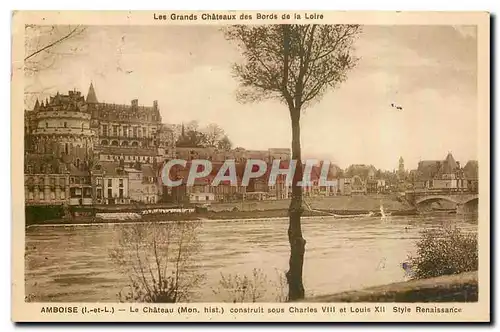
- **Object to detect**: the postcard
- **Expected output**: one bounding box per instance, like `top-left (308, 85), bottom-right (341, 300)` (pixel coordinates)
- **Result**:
top-left (11, 10), bottom-right (490, 322)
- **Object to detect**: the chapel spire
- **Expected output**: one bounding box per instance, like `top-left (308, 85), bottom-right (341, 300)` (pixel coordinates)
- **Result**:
top-left (86, 82), bottom-right (99, 104)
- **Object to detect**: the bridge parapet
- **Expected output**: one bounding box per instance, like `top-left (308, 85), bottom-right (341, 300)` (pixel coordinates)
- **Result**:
top-left (405, 190), bottom-right (478, 206)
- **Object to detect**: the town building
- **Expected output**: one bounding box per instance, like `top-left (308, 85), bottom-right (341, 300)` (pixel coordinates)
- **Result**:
top-left (24, 154), bottom-right (70, 206)
top-left (68, 162), bottom-right (93, 206)
top-left (338, 177), bottom-right (352, 195)
top-left (343, 164), bottom-right (378, 195)
top-left (463, 160), bottom-right (479, 192)
top-left (415, 153), bottom-right (472, 191)
top-left (101, 162), bottom-right (130, 205)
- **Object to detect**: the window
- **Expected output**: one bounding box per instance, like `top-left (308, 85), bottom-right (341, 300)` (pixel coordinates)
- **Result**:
top-left (45, 122), bottom-right (48, 128)
top-left (119, 188), bottom-right (123, 198)
top-left (108, 179), bottom-right (112, 187)
top-left (123, 126), bottom-right (128, 137)
top-left (119, 179), bottom-right (123, 187)
top-left (102, 125), bottom-right (108, 136)
top-left (113, 125), bottom-right (118, 136)
top-left (133, 127), bottom-right (138, 138)
top-left (96, 189), bottom-right (102, 198)
top-left (64, 122), bottom-right (67, 128)
top-left (81, 123), bottom-right (85, 131)
top-left (107, 188), bottom-right (112, 198)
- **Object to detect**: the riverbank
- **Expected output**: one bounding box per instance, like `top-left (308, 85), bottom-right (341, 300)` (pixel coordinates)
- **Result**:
top-left (210, 194), bottom-right (412, 212)
top-left (26, 209), bottom-right (335, 226)
top-left (305, 271), bottom-right (478, 302)
top-left (26, 194), bottom-right (417, 226)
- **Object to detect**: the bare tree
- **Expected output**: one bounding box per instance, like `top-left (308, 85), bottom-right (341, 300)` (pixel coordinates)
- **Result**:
top-left (225, 24), bottom-right (361, 300)
top-left (202, 123), bottom-right (225, 147)
top-left (109, 221), bottom-right (205, 303)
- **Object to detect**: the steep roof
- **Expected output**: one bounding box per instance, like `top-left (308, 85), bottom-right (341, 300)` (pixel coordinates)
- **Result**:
top-left (24, 154), bottom-right (69, 174)
top-left (417, 160), bottom-right (442, 180)
top-left (86, 82), bottom-right (98, 104)
top-left (67, 164), bottom-right (89, 176)
top-left (440, 153), bottom-right (458, 174)
top-left (101, 162), bottom-right (127, 177)
top-left (141, 164), bottom-right (156, 178)
top-left (463, 160), bottom-right (478, 179)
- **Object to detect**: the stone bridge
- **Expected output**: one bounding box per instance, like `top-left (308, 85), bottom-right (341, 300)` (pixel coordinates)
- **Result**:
top-left (405, 190), bottom-right (478, 207)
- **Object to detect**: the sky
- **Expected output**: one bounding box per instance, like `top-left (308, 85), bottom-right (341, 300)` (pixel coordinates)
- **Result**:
top-left (24, 24), bottom-right (478, 170)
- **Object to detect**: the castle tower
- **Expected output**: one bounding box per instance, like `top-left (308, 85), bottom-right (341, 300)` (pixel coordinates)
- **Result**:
top-left (31, 89), bottom-right (96, 159)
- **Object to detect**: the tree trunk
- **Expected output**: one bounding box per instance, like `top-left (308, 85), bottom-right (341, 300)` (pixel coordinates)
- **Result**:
top-left (286, 110), bottom-right (306, 301)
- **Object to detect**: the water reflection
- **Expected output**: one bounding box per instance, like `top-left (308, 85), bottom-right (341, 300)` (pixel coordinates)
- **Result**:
top-left (25, 213), bottom-right (477, 302)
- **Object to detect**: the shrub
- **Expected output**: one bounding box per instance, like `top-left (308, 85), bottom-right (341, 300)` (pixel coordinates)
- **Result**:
top-left (109, 221), bottom-right (205, 303)
top-left (408, 225), bottom-right (478, 279)
top-left (213, 268), bottom-right (288, 303)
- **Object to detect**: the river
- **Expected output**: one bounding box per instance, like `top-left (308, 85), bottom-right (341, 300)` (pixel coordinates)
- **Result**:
top-left (25, 213), bottom-right (477, 302)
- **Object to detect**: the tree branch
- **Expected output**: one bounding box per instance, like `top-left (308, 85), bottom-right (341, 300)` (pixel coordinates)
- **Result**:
top-left (24, 25), bottom-right (84, 61)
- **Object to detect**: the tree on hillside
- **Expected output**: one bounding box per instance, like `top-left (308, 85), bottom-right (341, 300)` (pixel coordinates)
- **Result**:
top-left (176, 121), bottom-right (206, 148)
top-left (218, 135), bottom-right (233, 151)
top-left (175, 121), bottom-right (233, 149)
top-left (225, 24), bottom-right (361, 300)
top-left (202, 123), bottom-right (225, 147)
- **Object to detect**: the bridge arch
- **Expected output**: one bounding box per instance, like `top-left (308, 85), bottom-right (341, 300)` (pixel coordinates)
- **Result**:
top-left (415, 195), bottom-right (459, 205)
top-left (463, 196), bottom-right (478, 205)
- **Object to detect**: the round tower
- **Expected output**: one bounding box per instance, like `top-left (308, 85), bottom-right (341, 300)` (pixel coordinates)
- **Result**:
top-left (31, 89), bottom-right (97, 160)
